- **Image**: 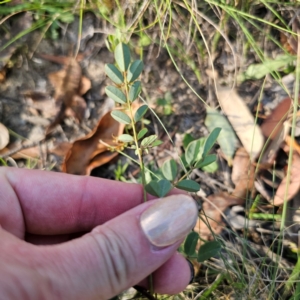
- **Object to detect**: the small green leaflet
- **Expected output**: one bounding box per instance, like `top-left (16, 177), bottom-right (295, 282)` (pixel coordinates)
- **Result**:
top-left (105, 64), bottom-right (124, 85)
top-left (185, 138), bottom-right (205, 166)
top-left (151, 140), bottom-right (163, 147)
top-left (128, 81), bottom-right (141, 102)
top-left (197, 240), bottom-right (222, 263)
top-left (111, 110), bottom-right (131, 124)
top-left (183, 133), bottom-right (194, 149)
top-left (118, 134), bottom-right (134, 143)
top-left (202, 160), bottom-right (218, 173)
top-left (141, 135), bottom-right (157, 147)
top-left (134, 105), bottom-right (148, 122)
top-left (175, 180), bottom-right (200, 192)
top-left (137, 128), bottom-right (148, 140)
top-left (195, 154), bottom-right (217, 169)
top-left (184, 231), bottom-right (199, 256)
top-left (145, 179), bottom-right (172, 198)
top-left (162, 159), bottom-right (177, 181)
top-left (114, 43), bottom-right (131, 72)
top-left (127, 60), bottom-right (144, 82)
top-left (239, 54), bottom-right (295, 81)
top-left (105, 86), bottom-right (126, 104)
top-left (205, 107), bottom-right (238, 165)
top-left (203, 127), bottom-right (221, 157)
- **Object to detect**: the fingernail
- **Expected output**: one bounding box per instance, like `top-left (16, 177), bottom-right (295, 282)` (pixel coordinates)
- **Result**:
top-left (186, 259), bottom-right (195, 284)
top-left (140, 194), bottom-right (198, 247)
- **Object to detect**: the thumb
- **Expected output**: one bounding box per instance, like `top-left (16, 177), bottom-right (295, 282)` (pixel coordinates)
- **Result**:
top-left (38, 194), bottom-right (198, 299)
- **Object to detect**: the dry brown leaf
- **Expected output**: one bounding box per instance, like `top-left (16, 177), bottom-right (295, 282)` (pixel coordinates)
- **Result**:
top-left (259, 121), bottom-right (289, 170)
top-left (23, 91), bottom-right (57, 119)
top-left (40, 55), bottom-right (91, 135)
top-left (280, 17), bottom-right (299, 55)
top-left (0, 123), bottom-right (9, 150)
top-left (231, 147), bottom-right (255, 199)
top-left (62, 110), bottom-right (125, 175)
top-left (195, 192), bottom-right (243, 239)
top-left (207, 70), bottom-right (264, 160)
top-left (261, 97), bottom-right (292, 139)
top-left (274, 151), bottom-right (300, 206)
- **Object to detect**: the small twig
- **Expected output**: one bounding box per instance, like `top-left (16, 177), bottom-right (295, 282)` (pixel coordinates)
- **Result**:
top-left (0, 141), bottom-right (43, 159)
top-left (193, 168), bottom-right (234, 193)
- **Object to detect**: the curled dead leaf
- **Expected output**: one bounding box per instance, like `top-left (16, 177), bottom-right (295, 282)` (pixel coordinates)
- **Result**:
top-left (0, 123), bottom-right (9, 150)
top-left (42, 55), bottom-right (91, 135)
top-left (274, 151), bottom-right (300, 206)
top-left (62, 110), bottom-right (125, 175)
top-left (231, 147), bottom-right (256, 199)
top-left (261, 97), bottom-right (292, 140)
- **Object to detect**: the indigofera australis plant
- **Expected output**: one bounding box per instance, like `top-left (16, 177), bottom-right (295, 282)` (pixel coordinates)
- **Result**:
top-left (104, 42), bottom-right (222, 295)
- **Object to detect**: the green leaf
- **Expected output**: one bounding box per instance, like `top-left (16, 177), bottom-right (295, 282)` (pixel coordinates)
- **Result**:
top-left (183, 133), bottom-right (195, 149)
top-left (202, 160), bottom-right (218, 173)
top-left (184, 231), bottom-right (199, 256)
top-left (197, 241), bottom-right (222, 263)
top-left (58, 12), bottom-right (75, 23)
top-left (175, 180), bottom-right (200, 192)
top-left (141, 135), bottom-right (157, 147)
top-left (185, 138), bottom-right (205, 166)
top-left (105, 86), bottom-right (127, 104)
top-left (151, 140), bottom-right (163, 147)
top-left (111, 110), bottom-right (131, 124)
top-left (162, 159), bottom-right (177, 181)
top-left (105, 64), bottom-right (124, 85)
top-left (128, 81), bottom-right (141, 102)
top-left (203, 127), bottom-right (221, 157)
top-left (239, 54), bottom-right (295, 81)
top-left (195, 154), bottom-right (217, 169)
top-left (145, 179), bottom-right (172, 198)
top-left (127, 60), bottom-right (144, 82)
top-left (205, 108), bottom-right (238, 165)
top-left (114, 43), bottom-right (131, 71)
top-left (137, 128), bottom-right (148, 140)
top-left (118, 134), bottom-right (134, 143)
top-left (134, 105), bottom-right (148, 122)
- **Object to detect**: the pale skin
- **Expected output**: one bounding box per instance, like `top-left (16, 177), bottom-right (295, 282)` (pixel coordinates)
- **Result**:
top-left (0, 167), bottom-right (192, 299)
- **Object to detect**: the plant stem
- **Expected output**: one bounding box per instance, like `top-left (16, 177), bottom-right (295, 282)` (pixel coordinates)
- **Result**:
top-left (124, 80), bottom-right (148, 203)
top-left (124, 76), bottom-right (153, 296)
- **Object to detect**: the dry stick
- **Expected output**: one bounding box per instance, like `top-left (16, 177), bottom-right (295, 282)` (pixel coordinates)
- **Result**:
top-left (0, 141), bottom-right (43, 159)
top-left (192, 169), bottom-right (234, 193)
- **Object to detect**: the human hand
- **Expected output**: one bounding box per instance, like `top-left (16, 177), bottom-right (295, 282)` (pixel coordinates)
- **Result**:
top-left (0, 167), bottom-right (198, 300)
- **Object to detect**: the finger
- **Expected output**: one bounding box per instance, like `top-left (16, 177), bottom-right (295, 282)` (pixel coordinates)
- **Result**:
top-left (137, 253), bottom-right (193, 295)
top-left (33, 194), bottom-right (198, 299)
top-left (1, 167), bottom-right (185, 236)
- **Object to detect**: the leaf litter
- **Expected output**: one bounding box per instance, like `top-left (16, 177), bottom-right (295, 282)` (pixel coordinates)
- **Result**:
top-left (38, 54), bottom-right (91, 135)
top-left (62, 104), bottom-right (139, 175)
